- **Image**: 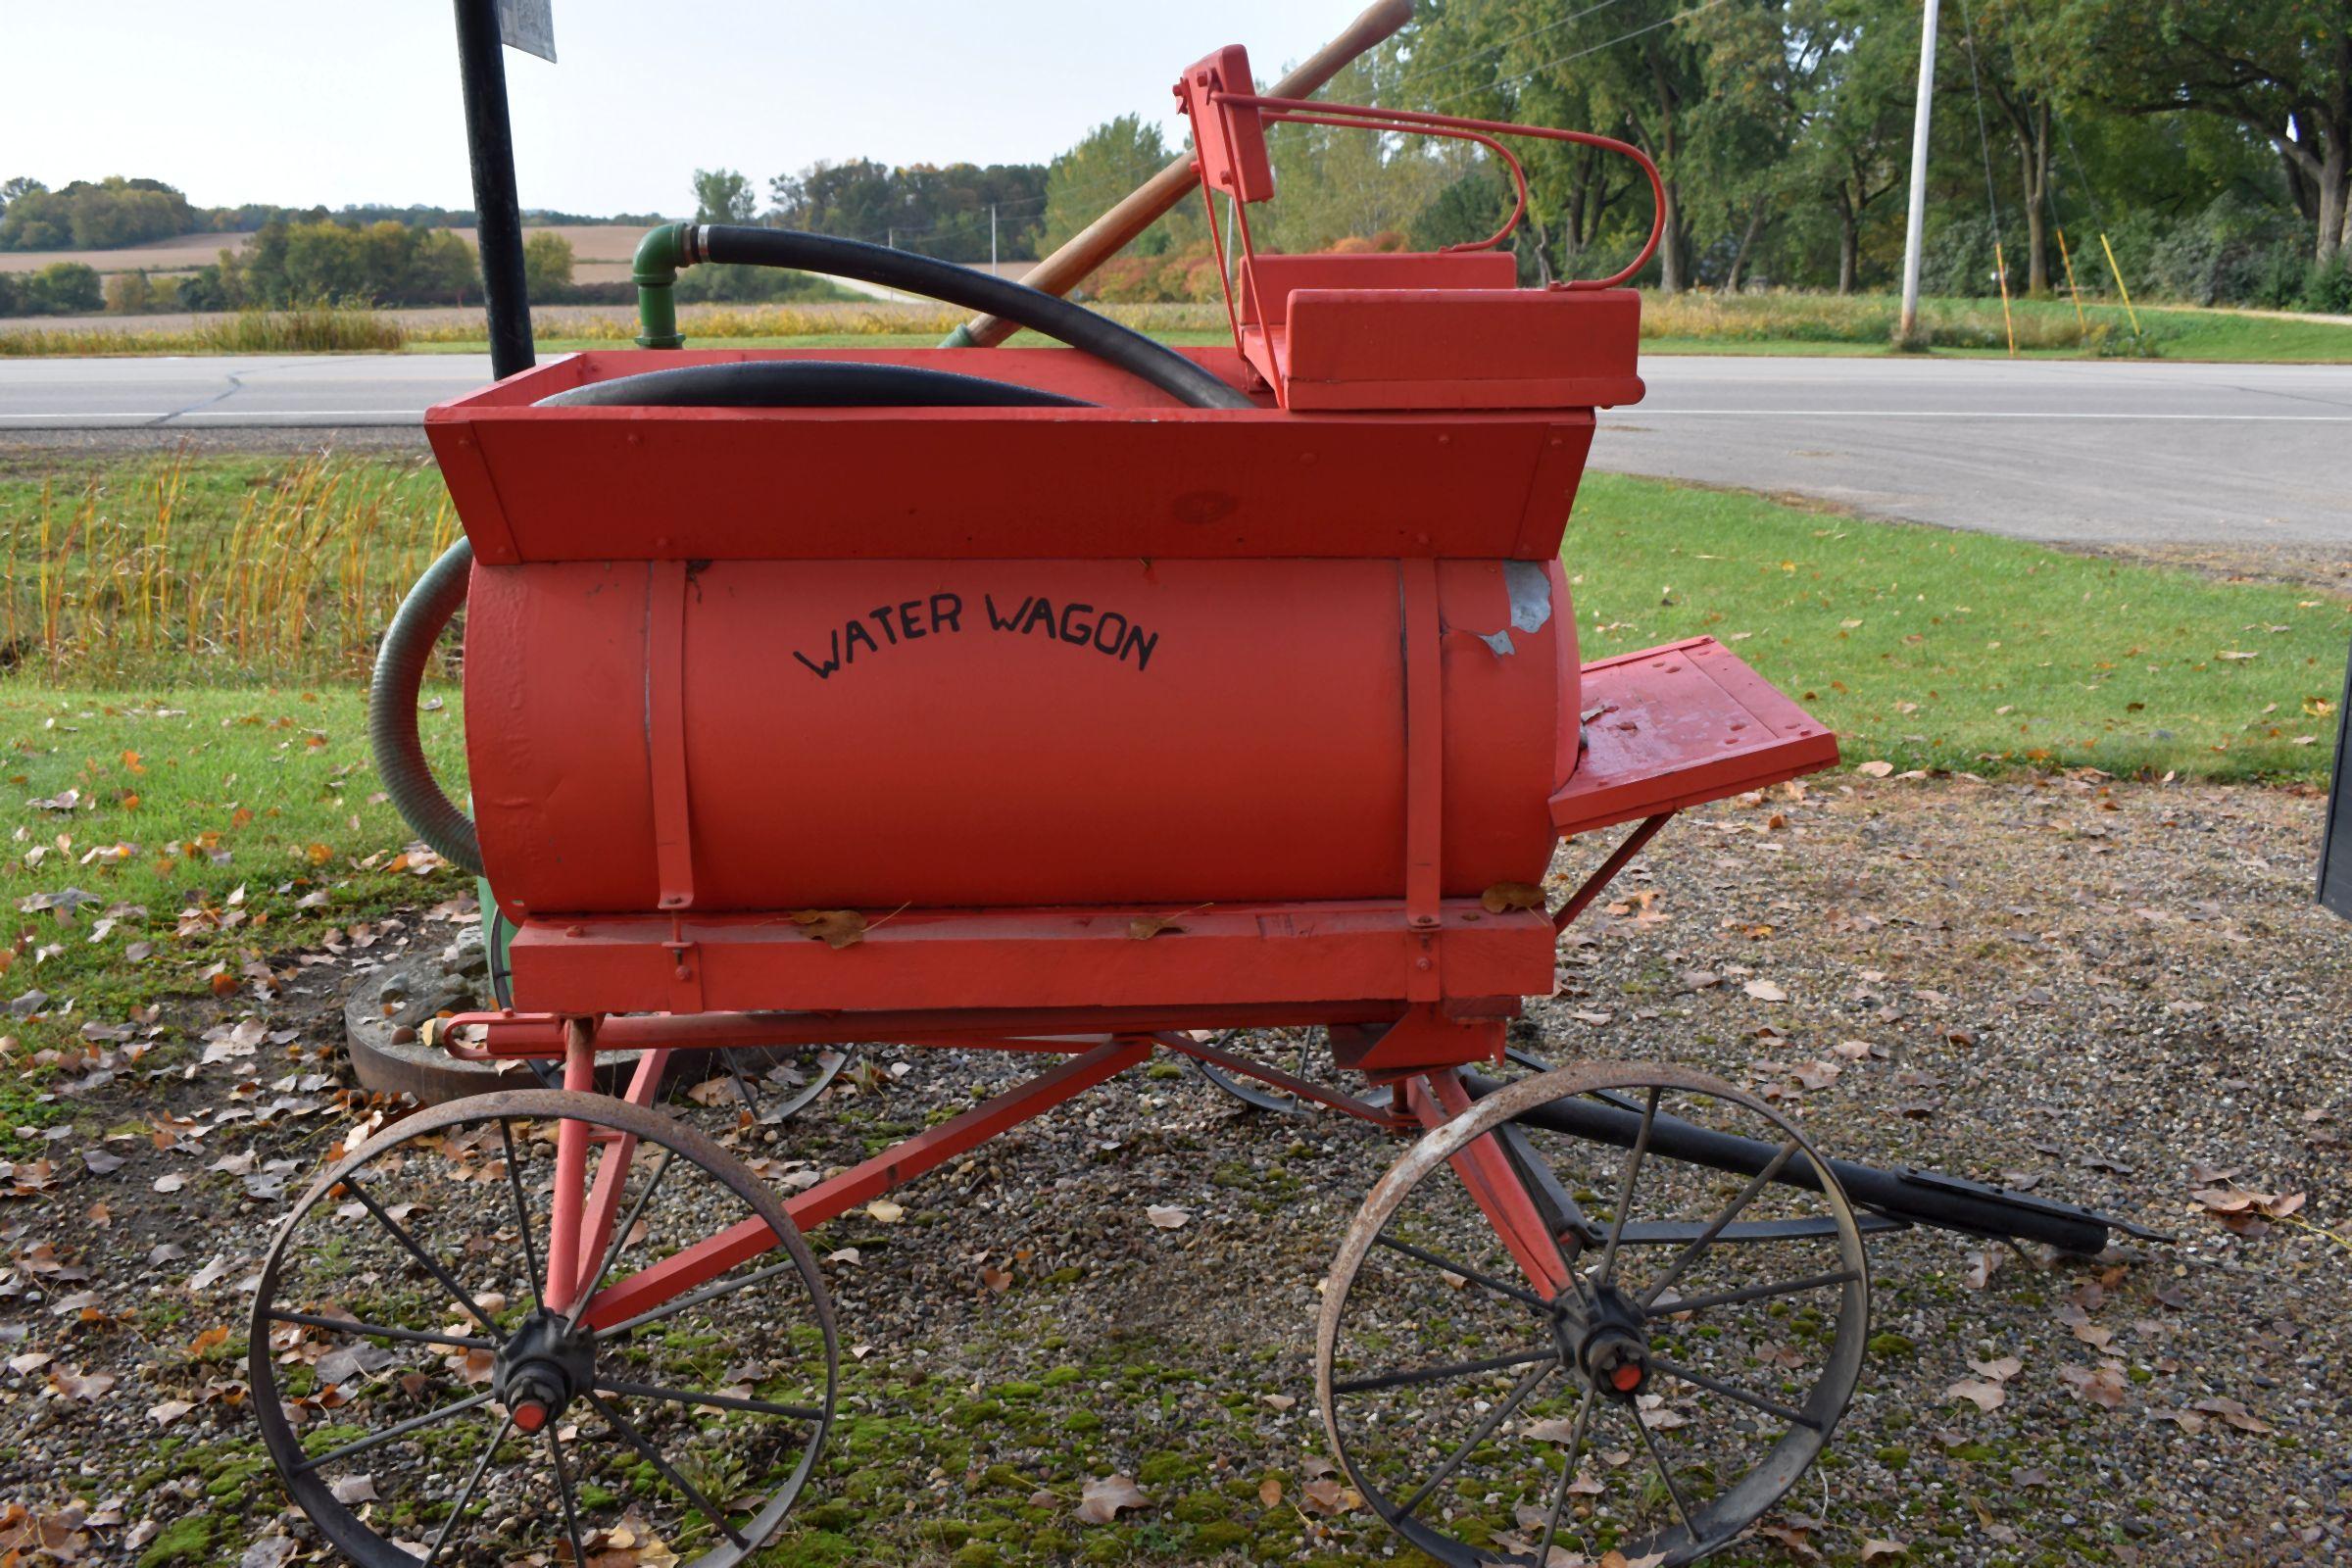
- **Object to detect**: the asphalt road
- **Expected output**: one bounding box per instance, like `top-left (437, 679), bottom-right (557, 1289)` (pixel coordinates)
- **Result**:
top-left (3, 353), bottom-right (2349, 548)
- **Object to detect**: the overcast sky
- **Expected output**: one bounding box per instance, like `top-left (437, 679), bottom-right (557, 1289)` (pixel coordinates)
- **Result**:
top-left (2, 2), bottom-right (1373, 217)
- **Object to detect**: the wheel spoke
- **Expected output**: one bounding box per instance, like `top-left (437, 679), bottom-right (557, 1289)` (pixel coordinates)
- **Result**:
top-left (1627, 1399), bottom-right (1702, 1543)
top-left (720, 1049), bottom-right (764, 1118)
top-left (566, 1149), bottom-right (676, 1332)
top-left (584, 1390), bottom-right (749, 1547)
top-left (597, 1377), bottom-right (824, 1422)
top-left (268, 1308), bottom-right (494, 1351)
top-left (342, 1173), bottom-right (496, 1331)
top-left (1645, 1267), bottom-right (1860, 1319)
top-left (291, 1391), bottom-right (495, 1473)
top-left (593, 1256), bottom-right (802, 1342)
top-left (1592, 1085), bottom-right (1661, 1292)
top-left (546, 1426), bottom-right (589, 1567)
top-left (501, 1117), bottom-right (543, 1314)
top-left (1536, 1383), bottom-right (1598, 1567)
top-left (1648, 1355), bottom-right (1820, 1430)
top-left (1637, 1139), bottom-right (1801, 1311)
top-left (1372, 1232), bottom-right (1553, 1314)
top-left (421, 1410), bottom-right (514, 1567)
top-left (1395, 1359), bottom-right (1553, 1518)
top-left (1332, 1345), bottom-right (1558, 1396)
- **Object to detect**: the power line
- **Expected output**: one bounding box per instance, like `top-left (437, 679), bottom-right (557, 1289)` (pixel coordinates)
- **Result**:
top-left (1428, 0), bottom-right (1736, 108)
top-left (1377, 0), bottom-right (1642, 101)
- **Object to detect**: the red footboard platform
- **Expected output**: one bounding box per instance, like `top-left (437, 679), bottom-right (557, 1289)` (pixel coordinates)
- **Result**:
top-left (1550, 637), bottom-right (1838, 838)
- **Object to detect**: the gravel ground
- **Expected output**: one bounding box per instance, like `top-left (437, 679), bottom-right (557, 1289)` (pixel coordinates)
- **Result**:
top-left (0, 772), bottom-right (2345, 1568)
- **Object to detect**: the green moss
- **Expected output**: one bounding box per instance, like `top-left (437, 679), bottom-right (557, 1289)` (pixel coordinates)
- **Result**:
top-left (135, 1515), bottom-right (215, 1568)
top-left (1868, 1332), bottom-right (1917, 1358)
top-left (1138, 1450), bottom-right (1203, 1487)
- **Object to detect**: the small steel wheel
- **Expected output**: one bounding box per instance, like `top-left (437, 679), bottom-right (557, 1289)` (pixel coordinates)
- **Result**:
top-left (1188, 1026), bottom-right (1329, 1114)
top-left (1318, 1064), bottom-right (1869, 1567)
top-left (251, 1090), bottom-right (836, 1567)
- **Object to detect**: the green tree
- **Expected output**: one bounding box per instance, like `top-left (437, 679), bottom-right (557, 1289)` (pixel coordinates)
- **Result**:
top-left (1041, 116), bottom-right (1190, 259)
top-left (2038, 0), bottom-right (2352, 262)
top-left (25, 262), bottom-right (102, 313)
top-left (522, 230), bottom-right (574, 296)
top-left (103, 269), bottom-right (154, 314)
top-left (692, 169), bottom-right (758, 224)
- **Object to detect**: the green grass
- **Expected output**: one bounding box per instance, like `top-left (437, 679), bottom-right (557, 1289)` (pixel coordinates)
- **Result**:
top-left (1568, 472), bottom-right (2350, 781)
top-left (0, 684), bottom-right (467, 1074)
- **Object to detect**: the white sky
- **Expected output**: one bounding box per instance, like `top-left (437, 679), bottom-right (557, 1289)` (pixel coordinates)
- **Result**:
top-left (1, 2), bottom-right (1371, 218)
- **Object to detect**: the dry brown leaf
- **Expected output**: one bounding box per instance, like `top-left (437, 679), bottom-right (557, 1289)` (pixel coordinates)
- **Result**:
top-left (1076, 1475), bottom-right (1151, 1524)
top-left (1742, 979), bottom-right (1788, 1003)
top-left (1945, 1378), bottom-right (2007, 1413)
top-left (1145, 1204), bottom-right (1190, 1230)
top-left (1859, 1542), bottom-right (1908, 1563)
top-left (1257, 1476), bottom-right (1282, 1508)
top-left (1481, 881), bottom-right (1546, 914)
top-left (788, 909), bottom-right (867, 950)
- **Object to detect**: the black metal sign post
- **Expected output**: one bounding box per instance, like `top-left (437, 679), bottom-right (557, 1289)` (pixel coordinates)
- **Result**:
top-left (452, 0), bottom-right (539, 381)
top-left (2321, 639), bottom-right (2352, 918)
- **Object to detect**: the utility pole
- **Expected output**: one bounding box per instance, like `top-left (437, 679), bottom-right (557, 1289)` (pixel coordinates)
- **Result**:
top-left (1898, 0), bottom-right (1941, 346)
top-left (887, 226), bottom-right (895, 250)
top-left (990, 204), bottom-right (999, 270)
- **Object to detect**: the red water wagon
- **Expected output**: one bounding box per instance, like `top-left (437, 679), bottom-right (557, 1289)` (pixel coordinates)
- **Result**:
top-left (254, 36), bottom-right (2152, 1568)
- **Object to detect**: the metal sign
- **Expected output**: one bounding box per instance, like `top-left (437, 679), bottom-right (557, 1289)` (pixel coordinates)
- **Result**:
top-left (2321, 639), bottom-right (2352, 918)
top-left (498, 0), bottom-right (556, 62)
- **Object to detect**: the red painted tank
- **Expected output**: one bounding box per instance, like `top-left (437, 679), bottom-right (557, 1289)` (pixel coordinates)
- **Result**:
top-left (427, 328), bottom-right (1642, 925)
top-left (463, 553), bottom-right (1577, 914)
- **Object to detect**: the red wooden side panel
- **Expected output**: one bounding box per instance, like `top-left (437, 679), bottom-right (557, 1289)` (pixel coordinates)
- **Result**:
top-left (1238, 252), bottom-right (1518, 327)
top-left (506, 901), bottom-right (1557, 1017)
top-left (1281, 288), bottom-right (1645, 411)
top-left (1549, 637), bottom-right (1839, 838)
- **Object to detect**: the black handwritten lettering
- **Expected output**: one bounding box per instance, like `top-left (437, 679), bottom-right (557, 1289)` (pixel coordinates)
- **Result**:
top-left (870, 605), bottom-right (901, 644)
top-left (899, 599), bottom-right (927, 639)
top-left (1118, 622), bottom-right (1157, 671)
top-left (985, 593), bottom-right (1028, 631)
top-left (932, 593), bottom-right (962, 633)
top-left (1018, 597), bottom-right (1058, 638)
top-left (1092, 612), bottom-right (1127, 656)
top-left (1059, 603), bottom-right (1095, 645)
top-left (844, 620), bottom-right (879, 662)
top-left (793, 630), bottom-right (842, 679)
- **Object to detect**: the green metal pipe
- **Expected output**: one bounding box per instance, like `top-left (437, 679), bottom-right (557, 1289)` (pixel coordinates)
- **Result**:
top-left (633, 222), bottom-right (691, 349)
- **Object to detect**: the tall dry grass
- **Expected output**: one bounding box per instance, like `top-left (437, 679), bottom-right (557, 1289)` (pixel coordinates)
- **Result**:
top-left (1642, 290), bottom-right (2132, 352)
top-left (2, 452), bottom-right (460, 682)
top-left (0, 305), bottom-right (408, 357)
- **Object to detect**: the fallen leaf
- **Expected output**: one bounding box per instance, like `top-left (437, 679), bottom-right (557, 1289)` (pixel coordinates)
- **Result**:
top-left (788, 908), bottom-right (867, 950)
top-left (864, 1200), bottom-right (905, 1224)
top-left (1257, 1476), bottom-right (1282, 1507)
top-left (1145, 1204), bottom-right (1190, 1230)
top-left (1855, 760), bottom-right (1895, 778)
top-left (1860, 1542), bottom-right (1908, 1563)
top-left (1480, 881), bottom-right (1546, 914)
top-left (1076, 1475), bottom-right (1151, 1524)
top-left (327, 1474), bottom-right (377, 1504)
top-left (149, 1398), bottom-right (196, 1426)
top-left (1945, 1379), bottom-right (2006, 1413)
top-left (1742, 979), bottom-right (1788, 1003)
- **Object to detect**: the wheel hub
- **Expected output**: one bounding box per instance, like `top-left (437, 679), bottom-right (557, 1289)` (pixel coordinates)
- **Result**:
top-left (493, 1309), bottom-right (597, 1434)
top-left (1554, 1279), bottom-right (1652, 1401)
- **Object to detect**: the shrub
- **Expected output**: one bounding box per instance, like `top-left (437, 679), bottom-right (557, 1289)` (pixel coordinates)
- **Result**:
top-left (2298, 253), bottom-right (2352, 315)
top-left (25, 261), bottom-right (102, 314)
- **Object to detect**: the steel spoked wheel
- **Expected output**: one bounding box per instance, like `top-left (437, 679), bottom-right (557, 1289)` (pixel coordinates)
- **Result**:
top-left (1317, 1064), bottom-right (1869, 1567)
top-left (1188, 1026), bottom-right (1327, 1114)
top-left (251, 1090), bottom-right (836, 1567)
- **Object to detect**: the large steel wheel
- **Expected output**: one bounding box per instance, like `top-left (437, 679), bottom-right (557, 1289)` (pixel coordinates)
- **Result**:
top-left (250, 1091), bottom-right (836, 1567)
top-left (1318, 1064), bottom-right (1869, 1567)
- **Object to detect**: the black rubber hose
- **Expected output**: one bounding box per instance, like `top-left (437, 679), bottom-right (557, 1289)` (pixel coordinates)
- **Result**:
top-left (369, 537), bottom-right (480, 874)
top-left (536, 360), bottom-right (1093, 410)
top-left (690, 224), bottom-right (1254, 412)
top-left (370, 361), bottom-right (1133, 877)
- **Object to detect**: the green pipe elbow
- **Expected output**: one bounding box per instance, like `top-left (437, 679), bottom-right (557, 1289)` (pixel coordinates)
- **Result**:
top-left (634, 222), bottom-right (692, 349)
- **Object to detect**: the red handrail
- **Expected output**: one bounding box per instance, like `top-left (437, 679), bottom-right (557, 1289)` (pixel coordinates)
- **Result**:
top-left (1207, 91), bottom-right (1666, 290)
